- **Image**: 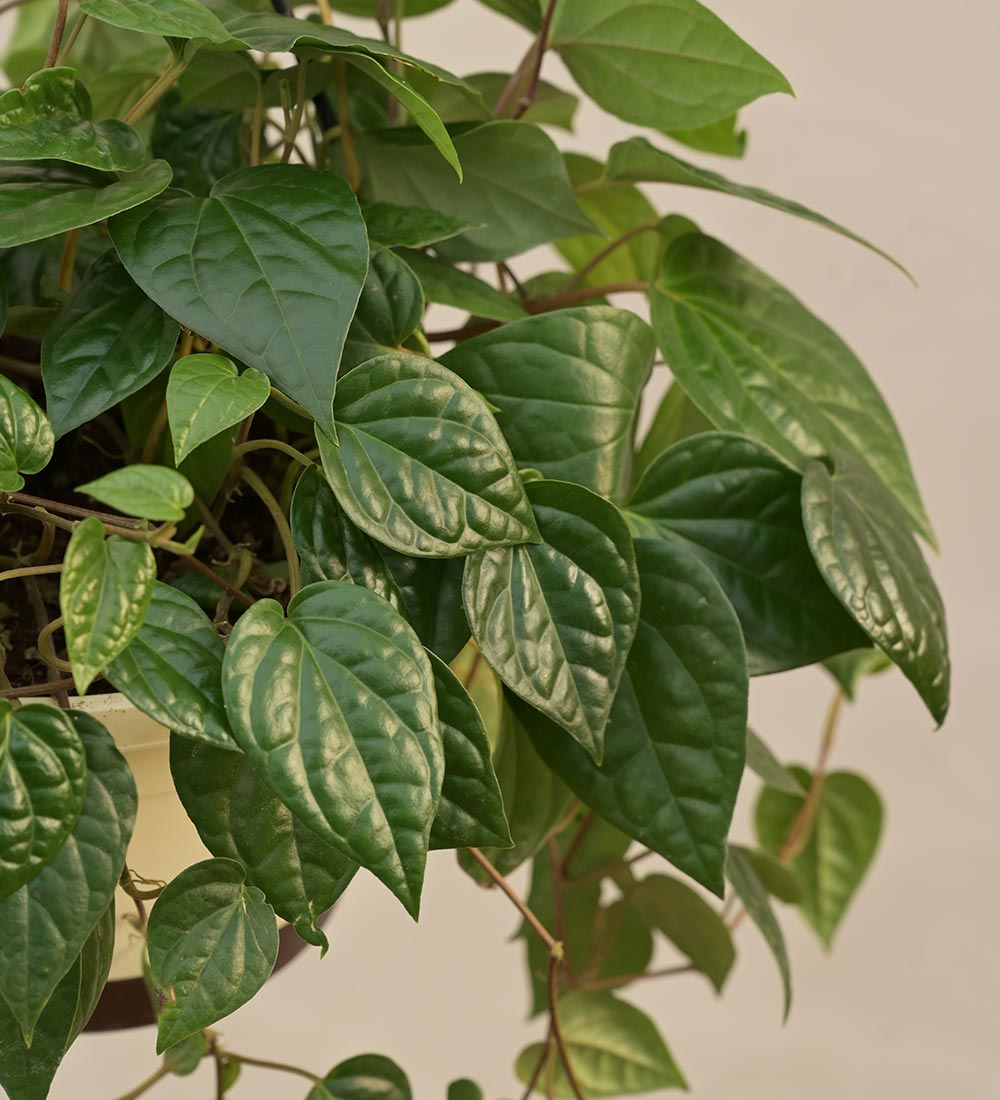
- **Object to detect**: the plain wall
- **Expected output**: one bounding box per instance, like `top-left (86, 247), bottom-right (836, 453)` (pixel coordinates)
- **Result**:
top-left (2, 1), bottom-right (997, 1096)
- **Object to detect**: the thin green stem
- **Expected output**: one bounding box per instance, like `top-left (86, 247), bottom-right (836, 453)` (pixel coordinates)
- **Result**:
top-left (561, 222), bottom-right (659, 293)
top-left (232, 438), bottom-right (314, 468)
top-left (57, 227), bottom-right (81, 293)
top-left (251, 77), bottom-right (266, 167)
top-left (123, 60), bottom-right (187, 126)
top-left (55, 10), bottom-right (87, 64)
top-left (0, 562), bottom-right (63, 585)
top-left (36, 618), bottom-right (73, 673)
top-left (220, 1052), bottom-right (321, 1083)
top-left (112, 1063), bottom-right (171, 1100)
top-left (281, 59), bottom-right (310, 163)
top-left (240, 467), bottom-right (301, 597)
top-left (335, 59), bottom-right (361, 191)
top-left (781, 689), bottom-right (844, 860)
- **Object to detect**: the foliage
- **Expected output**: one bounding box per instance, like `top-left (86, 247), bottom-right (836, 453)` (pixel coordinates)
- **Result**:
top-left (0, 0), bottom-right (949, 1096)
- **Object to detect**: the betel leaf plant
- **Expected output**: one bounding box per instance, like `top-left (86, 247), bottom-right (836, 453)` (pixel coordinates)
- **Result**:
top-left (0, 0), bottom-right (950, 1096)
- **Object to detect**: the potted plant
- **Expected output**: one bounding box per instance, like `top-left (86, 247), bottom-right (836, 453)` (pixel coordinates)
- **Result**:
top-left (0, 0), bottom-right (950, 1096)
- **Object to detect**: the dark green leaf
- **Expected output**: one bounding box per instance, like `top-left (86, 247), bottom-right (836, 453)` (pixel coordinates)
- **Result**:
top-left (650, 233), bottom-right (935, 545)
top-left (317, 352), bottom-right (539, 557)
top-left (447, 1080), bottom-right (483, 1100)
top-left (550, 0), bottom-right (790, 132)
top-left (0, 701), bottom-right (87, 902)
top-left (756, 767), bottom-right (883, 948)
top-left (0, 67), bottom-right (145, 171)
top-left (474, 0), bottom-right (541, 30)
top-left (823, 648), bottom-right (892, 701)
top-left (222, 581), bottom-right (443, 917)
top-left (81, 0), bottom-right (234, 42)
top-left (0, 374), bottom-right (54, 492)
top-left (170, 736), bottom-right (357, 953)
top-left (626, 432), bottom-right (867, 673)
top-left (524, 537), bottom-right (747, 896)
top-left (110, 164), bottom-right (369, 435)
top-left (164, 1031), bottom-right (210, 1076)
top-left (0, 160), bottom-right (172, 248)
top-left (464, 480), bottom-right (640, 761)
top-left (308, 1054), bottom-right (412, 1100)
top-left (342, 247), bottom-right (424, 373)
top-left (745, 729), bottom-right (806, 796)
top-left (417, 71), bottom-right (578, 131)
top-left (41, 252), bottom-right (179, 438)
top-left (632, 382), bottom-right (714, 487)
top-left (0, 713), bottom-right (135, 1043)
top-left (147, 858), bottom-right (278, 1053)
top-left (441, 306), bottom-right (654, 501)
top-left (331, 0), bottom-right (453, 15)
top-left (361, 203), bottom-right (482, 249)
top-left (151, 88), bottom-right (244, 196)
top-left (77, 464), bottom-right (194, 521)
top-left (401, 250), bottom-right (526, 322)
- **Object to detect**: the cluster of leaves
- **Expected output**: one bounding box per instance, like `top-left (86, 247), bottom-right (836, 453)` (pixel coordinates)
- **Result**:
top-left (0, 0), bottom-right (950, 1098)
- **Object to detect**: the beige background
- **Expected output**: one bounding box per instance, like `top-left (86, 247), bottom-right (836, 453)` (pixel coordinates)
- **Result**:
top-left (3, 0), bottom-right (998, 1096)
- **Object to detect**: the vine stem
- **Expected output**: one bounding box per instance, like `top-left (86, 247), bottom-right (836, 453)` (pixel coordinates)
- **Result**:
top-left (219, 1052), bottom-right (321, 1083)
top-left (493, 0), bottom-right (558, 120)
top-left (232, 438), bottom-right (314, 468)
top-left (467, 847), bottom-right (557, 953)
top-left (0, 676), bottom-right (79, 700)
top-left (781, 689), bottom-right (845, 860)
top-left (55, 10), bottom-right (86, 64)
top-left (240, 467), bottom-right (301, 597)
top-left (281, 59), bottom-right (310, 163)
top-left (0, 562), bottom-right (62, 585)
top-left (335, 60), bottom-right (361, 191)
top-left (513, 0), bottom-right (559, 121)
top-left (43, 0), bottom-right (69, 67)
top-left (57, 227), bottom-right (80, 293)
top-left (561, 223), bottom-right (660, 293)
top-left (111, 1063), bottom-right (170, 1100)
top-left (578, 963), bottom-right (696, 994)
top-left (122, 60), bottom-right (187, 126)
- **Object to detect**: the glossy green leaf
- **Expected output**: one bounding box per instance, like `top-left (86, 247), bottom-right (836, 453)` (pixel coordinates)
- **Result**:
top-left (105, 581), bottom-right (235, 749)
top-left (170, 736), bottom-right (357, 953)
top-left (110, 164), bottom-right (369, 435)
top-left (650, 233), bottom-right (935, 545)
top-left (802, 452), bottom-right (950, 724)
top-left (631, 874), bottom-right (735, 991)
top-left (524, 537), bottom-right (747, 895)
top-left (666, 114), bottom-right (746, 157)
top-left (0, 67), bottom-right (145, 172)
top-left (632, 381), bottom-right (714, 487)
top-left (756, 767), bottom-right (883, 948)
top-left (442, 307), bottom-right (654, 501)
top-left (550, 0), bottom-right (790, 132)
top-left (823, 648), bottom-right (892, 701)
top-left (729, 843), bottom-right (803, 905)
top-left (41, 251), bottom-right (179, 438)
top-left (0, 160), bottom-right (172, 248)
top-left (0, 702), bottom-right (87, 902)
top-left (726, 845), bottom-right (791, 1019)
top-left (381, 553), bottom-right (469, 663)
top-left (516, 991), bottom-right (686, 1097)
top-left (77, 464), bottom-right (194, 522)
top-left (308, 1054), bottom-right (412, 1100)
top-left (166, 354), bottom-right (270, 464)
top-left (147, 858), bottom-right (279, 1053)
top-left (626, 432), bottom-right (867, 673)
top-left (464, 480), bottom-right (640, 761)
top-left (401, 250), bottom-right (526, 322)
top-left (317, 352), bottom-right (539, 557)
top-left (222, 581), bottom-right (443, 916)
top-left (351, 121), bottom-right (594, 261)
top-left (0, 374), bottom-right (54, 492)
top-left (0, 713), bottom-right (135, 1043)
top-left (151, 89), bottom-right (244, 196)
top-left (427, 653), bottom-right (511, 851)
top-left (60, 516), bottom-right (156, 694)
top-left (745, 729), bottom-right (806, 796)
top-left (343, 247), bottom-right (424, 373)
top-left (81, 0), bottom-right (234, 42)
top-left (361, 203), bottom-right (482, 250)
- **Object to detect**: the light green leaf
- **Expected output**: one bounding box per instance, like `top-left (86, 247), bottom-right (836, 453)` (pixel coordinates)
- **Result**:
top-left (474, 0), bottom-right (541, 30)
top-left (745, 729), bottom-right (806, 796)
top-left (222, 581), bottom-right (444, 917)
top-left (60, 516), bottom-right (156, 694)
top-left (110, 165), bottom-right (369, 436)
top-left (81, 0), bottom-right (234, 43)
top-left (665, 114), bottom-right (746, 158)
top-left (823, 648), bottom-right (892, 701)
top-left (0, 702), bottom-right (87, 902)
top-left (147, 858), bottom-right (278, 1053)
top-left (401, 250), bottom-right (526, 322)
top-left (77, 464), bottom-right (194, 522)
top-left (0, 374), bottom-right (54, 492)
top-left (317, 352), bottom-right (539, 557)
top-left (516, 991), bottom-right (686, 1097)
top-left (342, 247), bottom-right (425, 373)
top-left (167, 354), bottom-right (270, 464)
top-left (729, 844), bottom-right (803, 904)
top-left (308, 1054), bottom-right (412, 1100)
top-left (464, 480), bottom-right (640, 762)
top-left (802, 452), bottom-right (950, 724)
top-left (650, 232), bottom-right (936, 545)
top-left (441, 306), bottom-right (654, 502)
top-left (361, 203), bottom-right (482, 250)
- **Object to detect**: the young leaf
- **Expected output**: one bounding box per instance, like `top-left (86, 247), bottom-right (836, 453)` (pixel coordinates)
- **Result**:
top-left (803, 453), bottom-right (950, 725)
top-left (0, 713), bottom-right (136, 1044)
top-left (0, 374), bottom-right (54, 492)
top-left (756, 767), bottom-right (884, 948)
top-left (728, 844), bottom-right (803, 904)
top-left (170, 737), bottom-right (357, 953)
top-left (308, 1054), bottom-right (412, 1100)
top-left (105, 582), bottom-right (235, 750)
top-left (60, 517), bottom-right (156, 694)
top-left (823, 648), bottom-right (892, 701)
top-left (342, 247), bottom-right (425, 373)
top-left (441, 307), bottom-right (655, 501)
top-left (515, 991), bottom-right (687, 1096)
top-left (222, 581), bottom-right (444, 917)
top-left (166, 354), bottom-right (270, 464)
top-left (0, 67), bottom-right (145, 172)
top-left (77, 464), bottom-right (194, 522)
top-left (745, 729), bottom-right (807, 796)
top-left (650, 233), bottom-right (936, 546)
top-left (81, 0), bottom-right (234, 43)
top-left (550, 0), bottom-right (791, 132)
top-left (361, 203), bottom-right (482, 250)
top-left (41, 252), bottom-right (179, 438)
top-left (402, 250), bottom-right (526, 323)
top-left (147, 858), bottom-right (279, 1053)
top-left (626, 432), bottom-right (867, 673)
top-left (464, 480), bottom-right (640, 762)
top-left (523, 537), bottom-right (748, 896)
top-left (317, 353), bottom-right (540, 557)
top-left (0, 701), bottom-right (87, 902)
top-left (110, 165), bottom-right (369, 436)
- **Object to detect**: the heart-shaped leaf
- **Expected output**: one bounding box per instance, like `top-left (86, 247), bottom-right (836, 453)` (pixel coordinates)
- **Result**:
top-left (110, 165), bottom-right (369, 435)
top-left (166, 354), bottom-right (270, 464)
top-left (441, 307), bottom-right (654, 502)
top-left (342, 247), bottom-right (424, 373)
top-left (81, 0), bottom-right (234, 42)
top-left (0, 712), bottom-right (136, 1043)
top-left (802, 452), bottom-right (950, 724)
top-left (464, 480), bottom-right (640, 762)
top-left (60, 516), bottom-right (156, 694)
top-left (0, 701), bottom-right (87, 902)
top-left (170, 737), bottom-right (357, 953)
top-left (308, 1054), bottom-right (412, 1100)
top-left (222, 580), bottom-right (444, 916)
top-left (0, 67), bottom-right (146, 171)
top-left (0, 374), bottom-right (54, 492)
top-left (317, 352), bottom-right (539, 557)
top-left (626, 432), bottom-right (867, 673)
top-left (402, 250), bottom-right (526, 323)
top-left (147, 858), bottom-right (279, 1053)
top-left (523, 537), bottom-right (747, 895)
top-left (77, 464), bottom-right (194, 522)
top-left (362, 203), bottom-right (482, 250)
